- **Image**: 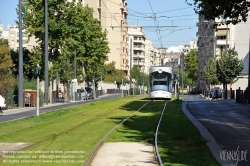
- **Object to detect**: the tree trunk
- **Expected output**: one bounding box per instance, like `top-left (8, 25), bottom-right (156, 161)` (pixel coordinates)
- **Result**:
top-left (225, 84), bottom-right (227, 99)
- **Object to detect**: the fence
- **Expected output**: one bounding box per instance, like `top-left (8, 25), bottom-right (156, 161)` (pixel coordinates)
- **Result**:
top-left (106, 89), bottom-right (129, 97)
top-left (2, 88), bottom-right (131, 110)
top-left (235, 88), bottom-right (248, 104)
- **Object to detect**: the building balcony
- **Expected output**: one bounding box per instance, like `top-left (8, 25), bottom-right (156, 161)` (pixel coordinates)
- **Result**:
top-left (133, 39), bottom-right (145, 44)
top-left (216, 39), bottom-right (227, 46)
top-left (133, 46), bottom-right (145, 51)
top-left (133, 54), bottom-right (145, 58)
top-left (133, 61), bottom-right (145, 66)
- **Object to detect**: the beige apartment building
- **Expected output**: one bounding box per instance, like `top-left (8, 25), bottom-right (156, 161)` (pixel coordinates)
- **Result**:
top-left (197, 14), bottom-right (250, 90)
top-left (127, 25), bottom-right (161, 75)
top-left (0, 23), bottom-right (37, 50)
top-left (79, 0), bottom-right (129, 75)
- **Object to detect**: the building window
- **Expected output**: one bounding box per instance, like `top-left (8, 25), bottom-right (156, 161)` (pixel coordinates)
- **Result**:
top-left (99, 0), bottom-right (101, 7)
top-left (11, 40), bottom-right (14, 45)
top-left (11, 33), bottom-right (14, 37)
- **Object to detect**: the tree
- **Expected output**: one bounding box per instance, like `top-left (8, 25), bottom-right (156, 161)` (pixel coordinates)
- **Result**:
top-left (103, 62), bottom-right (127, 89)
top-left (216, 47), bottom-right (244, 95)
top-left (21, 0), bottom-right (109, 87)
top-left (204, 58), bottom-right (220, 87)
top-left (186, 0), bottom-right (250, 24)
top-left (0, 39), bottom-right (16, 95)
top-left (10, 47), bottom-right (41, 80)
top-left (183, 49), bottom-right (198, 86)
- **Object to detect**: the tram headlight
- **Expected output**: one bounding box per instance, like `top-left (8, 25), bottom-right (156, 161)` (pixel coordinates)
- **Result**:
top-left (158, 69), bottom-right (162, 73)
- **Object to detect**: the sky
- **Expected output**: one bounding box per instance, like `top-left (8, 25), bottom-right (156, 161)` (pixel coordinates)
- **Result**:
top-left (0, 0), bottom-right (198, 49)
top-left (126, 0), bottom-right (198, 48)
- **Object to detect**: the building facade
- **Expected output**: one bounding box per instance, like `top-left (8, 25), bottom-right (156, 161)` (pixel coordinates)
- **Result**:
top-left (197, 14), bottom-right (249, 90)
top-left (0, 24), bottom-right (37, 50)
top-left (81, 0), bottom-right (129, 75)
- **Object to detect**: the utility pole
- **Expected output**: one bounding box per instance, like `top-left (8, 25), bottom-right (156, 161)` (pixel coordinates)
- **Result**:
top-left (121, 79), bottom-right (124, 97)
top-left (181, 52), bottom-right (184, 95)
top-left (18, 0), bottom-right (23, 108)
top-left (74, 50), bottom-right (76, 79)
top-left (130, 38), bottom-right (132, 90)
top-left (44, 0), bottom-right (49, 104)
top-left (248, 32), bottom-right (250, 103)
top-left (36, 64), bottom-right (40, 116)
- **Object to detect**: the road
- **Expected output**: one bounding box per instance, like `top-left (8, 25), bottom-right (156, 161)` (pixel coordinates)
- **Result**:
top-left (182, 94), bottom-right (250, 166)
top-left (0, 94), bottom-right (122, 123)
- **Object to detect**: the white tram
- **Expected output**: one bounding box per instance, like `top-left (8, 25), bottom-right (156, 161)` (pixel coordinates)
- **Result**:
top-left (149, 66), bottom-right (172, 100)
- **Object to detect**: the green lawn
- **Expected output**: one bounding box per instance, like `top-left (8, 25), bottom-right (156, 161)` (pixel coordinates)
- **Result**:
top-left (0, 95), bottom-right (220, 166)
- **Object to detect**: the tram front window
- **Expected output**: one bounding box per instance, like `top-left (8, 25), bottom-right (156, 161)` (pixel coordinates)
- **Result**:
top-left (150, 72), bottom-right (172, 91)
top-left (153, 81), bottom-right (167, 86)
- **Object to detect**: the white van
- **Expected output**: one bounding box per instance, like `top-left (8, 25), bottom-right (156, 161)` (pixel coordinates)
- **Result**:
top-left (0, 95), bottom-right (6, 111)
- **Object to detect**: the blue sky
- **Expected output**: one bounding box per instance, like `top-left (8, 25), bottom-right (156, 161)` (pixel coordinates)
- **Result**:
top-left (126, 0), bottom-right (198, 48)
top-left (0, 0), bottom-right (198, 48)
top-left (0, 0), bottom-right (18, 28)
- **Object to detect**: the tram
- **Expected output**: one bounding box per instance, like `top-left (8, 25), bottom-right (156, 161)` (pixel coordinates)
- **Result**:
top-left (149, 66), bottom-right (172, 100)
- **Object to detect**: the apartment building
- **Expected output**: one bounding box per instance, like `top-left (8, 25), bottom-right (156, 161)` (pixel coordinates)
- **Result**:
top-left (127, 25), bottom-right (146, 73)
top-left (144, 39), bottom-right (155, 72)
top-left (196, 14), bottom-right (250, 90)
top-left (127, 25), bottom-right (160, 75)
top-left (0, 23), bottom-right (37, 50)
top-left (80, 0), bottom-right (129, 75)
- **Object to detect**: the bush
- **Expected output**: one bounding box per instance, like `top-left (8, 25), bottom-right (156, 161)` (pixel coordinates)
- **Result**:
top-left (129, 88), bottom-right (141, 95)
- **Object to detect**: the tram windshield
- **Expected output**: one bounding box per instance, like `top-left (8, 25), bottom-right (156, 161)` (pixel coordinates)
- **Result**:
top-left (149, 71), bottom-right (172, 92)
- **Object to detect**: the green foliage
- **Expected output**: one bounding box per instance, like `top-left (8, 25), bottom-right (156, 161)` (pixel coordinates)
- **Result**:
top-left (216, 47), bottom-right (244, 85)
top-left (130, 66), bottom-right (149, 87)
top-left (21, 0), bottom-right (109, 86)
top-left (103, 62), bottom-right (127, 88)
top-left (177, 69), bottom-right (188, 88)
top-left (183, 50), bottom-right (198, 86)
top-left (0, 39), bottom-right (16, 95)
top-left (186, 0), bottom-right (250, 24)
top-left (204, 58), bottom-right (220, 86)
top-left (129, 88), bottom-right (141, 95)
top-left (10, 47), bottom-right (42, 80)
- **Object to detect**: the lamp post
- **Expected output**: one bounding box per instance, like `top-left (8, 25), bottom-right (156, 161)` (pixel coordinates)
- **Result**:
top-left (44, 0), bottom-right (49, 105)
top-left (181, 52), bottom-right (184, 95)
top-left (18, 0), bottom-right (23, 108)
top-left (248, 30), bottom-right (250, 103)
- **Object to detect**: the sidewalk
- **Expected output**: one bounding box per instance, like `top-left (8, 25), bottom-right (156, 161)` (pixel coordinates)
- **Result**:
top-left (0, 93), bottom-right (118, 115)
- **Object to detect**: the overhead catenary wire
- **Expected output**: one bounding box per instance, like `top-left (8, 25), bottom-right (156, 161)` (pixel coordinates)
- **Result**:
top-left (103, 0), bottom-right (197, 48)
top-left (147, 0), bottom-right (163, 48)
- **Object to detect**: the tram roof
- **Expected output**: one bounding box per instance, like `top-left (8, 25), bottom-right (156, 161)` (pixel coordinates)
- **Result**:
top-left (149, 66), bottom-right (172, 73)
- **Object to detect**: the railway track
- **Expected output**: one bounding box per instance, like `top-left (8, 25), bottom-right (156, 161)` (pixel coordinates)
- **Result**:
top-left (0, 104), bottom-right (128, 153)
top-left (84, 100), bottom-right (168, 166)
top-left (154, 100), bottom-right (167, 166)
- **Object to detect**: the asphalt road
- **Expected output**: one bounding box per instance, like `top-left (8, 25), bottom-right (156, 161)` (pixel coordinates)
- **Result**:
top-left (0, 94), bottom-right (122, 123)
top-left (182, 95), bottom-right (250, 166)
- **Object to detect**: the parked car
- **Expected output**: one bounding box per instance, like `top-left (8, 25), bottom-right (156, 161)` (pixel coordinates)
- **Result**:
top-left (209, 87), bottom-right (222, 98)
top-left (85, 87), bottom-right (94, 100)
top-left (179, 88), bottom-right (188, 94)
top-left (77, 89), bottom-right (88, 100)
top-left (0, 95), bottom-right (6, 111)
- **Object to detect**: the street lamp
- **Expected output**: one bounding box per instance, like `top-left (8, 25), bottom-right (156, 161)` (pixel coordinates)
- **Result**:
top-left (18, 0), bottom-right (24, 108)
top-left (181, 52), bottom-right (184, 95)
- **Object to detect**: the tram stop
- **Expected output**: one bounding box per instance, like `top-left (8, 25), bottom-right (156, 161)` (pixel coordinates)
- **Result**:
top-left (23, 89), bottom-right (37, 107)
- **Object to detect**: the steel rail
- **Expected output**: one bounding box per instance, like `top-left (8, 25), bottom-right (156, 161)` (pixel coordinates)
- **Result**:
top-left (154, 100), bottom-right (167, 166)
top-left (84, 102), bottom-right (150, 166)
top-left (12, 106), bottom-right (122, 151)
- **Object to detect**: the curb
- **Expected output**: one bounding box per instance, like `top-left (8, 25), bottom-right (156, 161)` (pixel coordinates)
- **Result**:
top-left (182, 101), bottom-right (235, 166)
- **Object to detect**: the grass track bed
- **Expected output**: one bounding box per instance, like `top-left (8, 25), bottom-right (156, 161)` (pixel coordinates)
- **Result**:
top-left (0, 96), bottom-right (220, 166)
